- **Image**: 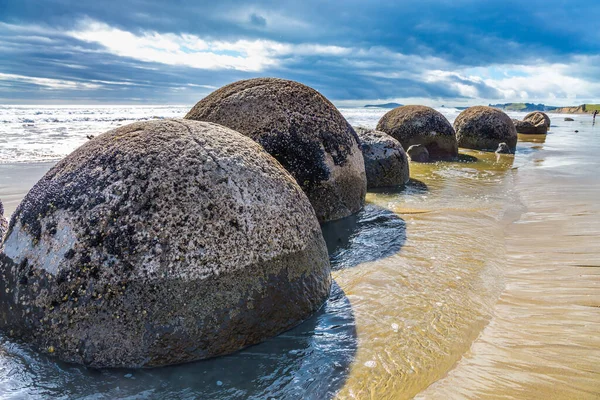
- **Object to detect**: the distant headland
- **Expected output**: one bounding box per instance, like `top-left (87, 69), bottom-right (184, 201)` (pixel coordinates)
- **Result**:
top-left (489, 103), bottom-right (600, 114)
top-left (364, 102), bottom-right (403, 108)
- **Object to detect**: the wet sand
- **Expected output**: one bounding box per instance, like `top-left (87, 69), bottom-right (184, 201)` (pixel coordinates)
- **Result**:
top-left (0, 162), bottom-right (55, 217)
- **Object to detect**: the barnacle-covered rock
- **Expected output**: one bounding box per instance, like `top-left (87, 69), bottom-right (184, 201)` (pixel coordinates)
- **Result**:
top-left (185, 78), bottom-right (367, 222)
top-left (354, 127), bottom-right (409, 188)
top-left (376, 105), bottom-right (458, 159)
top-left (0, 119), bottom-right (331, 368)
top-left (454, 106), bottom-right (517, 152)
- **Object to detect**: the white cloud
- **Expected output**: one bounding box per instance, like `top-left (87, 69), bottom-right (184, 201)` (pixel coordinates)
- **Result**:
top-left (66, 19), bottom-right (352, 72)
top-left (0, 72), bottom-right (102, 90)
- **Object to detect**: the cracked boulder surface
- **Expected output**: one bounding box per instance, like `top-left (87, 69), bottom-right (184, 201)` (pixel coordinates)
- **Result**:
top-left (513, 118), bottom-right (548, 135)
top-left (354, 127), bottom-right (409, 188)
top-left (524, 111), bottom-right (551, 128)
top-left (185, 78), bottom-right (367, 222)
top-left (0, 199), bottom-right (7, 244)
top-left (454, 106), bottom-right (517, 152)
top-left (0, 119), bottom-right (331, 368)
top-left (376, 105), bottom-right (458, 160)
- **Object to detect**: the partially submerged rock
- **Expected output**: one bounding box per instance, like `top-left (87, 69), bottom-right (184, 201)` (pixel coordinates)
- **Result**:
top-left (185, 78), bottom-right (366, 222)
top-left (564, 117), bottom-right (574, 122)
top-left (513, 119), bottom-right (548, 134)
top-left (454, 106), bottom-right (517, 152)
top-left (354, 127), bottom-right (409, 188)
top-left (495, 142), bottom-right (512, 154)
top-left (0, 119), bottom-right (331, 368)
top-left (406, 144), bottom-right (430, 162)
top-left (525, 111), bottom-right (551, 128)
top-left (376, 105), bottom-right (458, 159)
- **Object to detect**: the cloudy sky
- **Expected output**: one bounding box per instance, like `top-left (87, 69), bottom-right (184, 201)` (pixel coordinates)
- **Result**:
top-left (1, 0), bottom-right (599, 106)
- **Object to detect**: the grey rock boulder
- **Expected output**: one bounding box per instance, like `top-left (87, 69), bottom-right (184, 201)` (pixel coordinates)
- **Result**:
top-left (406, 144), bottom-right (430, 162)
top-left (0, 119), bottom-right (331, 368)
top-left (564, 117), bottom-right (574, 122)
top-left (185, 78), bottom-right (366, 223)
top-left (513, 119), bottom-right (548, 134)
top-left (354, 127), bottom-right (409, 188)
top-left (376, 105), bottom-right (458, 159)
top-left (525, 111), bottom-right (551, 128)
top-left (454, 106), bottom-right (517, 152)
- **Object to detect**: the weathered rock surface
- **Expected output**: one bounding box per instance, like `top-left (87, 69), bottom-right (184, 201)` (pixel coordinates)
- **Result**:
top-left (185, 78), bottom-right (366, 222)
top-left (354, 127), bottom-right (409, 188)
top-left (454, 106), bottom-right (517, 152)
top-left (406, 144), bottom-right (430, 162)
top-left (525, 111), bottom-right (551, 128)
top-left (495, 142), bottom-right (512, 154)
top-left (513, 119), bottom-right (548, 134)
top-left (0, 200), bottom-right (7, 244)
top-left (376, 105), bottom-right (458, 159)
top-left (564, 117), bottom-right (574, 122)
top-left (0, 119), bottom-right (331, 368)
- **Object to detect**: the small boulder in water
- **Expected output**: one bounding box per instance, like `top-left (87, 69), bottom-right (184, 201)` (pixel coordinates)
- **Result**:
top-left (495, 142), bottom-right (512, 154)
top-left (513, 119), bottom-right (547, 134)
top-left (454, 106), bottom-right (517, 152)
top-left (524, 111), bottom-right (551, 128)
top-left (564, 117), bottom-right (574, 122)
top-left (354, 127), bottom-right (409, 188)
top-left (376, 105), bottom-right (458, 160)
top-left (407, 144), bottom-right (430, 162)
top-left (0, 119), bottom-right (331, 368)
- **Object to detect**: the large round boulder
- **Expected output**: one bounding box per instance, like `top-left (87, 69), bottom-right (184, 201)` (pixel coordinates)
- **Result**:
top-left (185, 78), bottom-right (366, 223)
top-left (354, 127), bottom-right (409, 188)
top-left (375, 105), bottom-right (458, 159)
top-left (524, 111), bottom-right (551, 128)
top-left (0, 119), bottom-right (331, 368)
top-left (454, 106), bottom-right (517, 152)
top-left (513, 118), bottom-right (548, 134)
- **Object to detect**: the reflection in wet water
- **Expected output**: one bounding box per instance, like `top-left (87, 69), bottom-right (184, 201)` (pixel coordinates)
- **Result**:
top-left (517, 133), bottom-right (547, 144)
top-left (321, 204), bottom-right (406, 270)
top-left (0, 282), bottom-right (357, 399)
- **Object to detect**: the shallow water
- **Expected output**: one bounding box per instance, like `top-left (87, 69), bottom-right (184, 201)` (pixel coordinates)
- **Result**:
top-left (0, 107), bottom-right (599, 399)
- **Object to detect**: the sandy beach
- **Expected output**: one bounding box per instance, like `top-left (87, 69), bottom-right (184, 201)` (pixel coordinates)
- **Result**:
top-left (0, 162), bottom-right (55, 217)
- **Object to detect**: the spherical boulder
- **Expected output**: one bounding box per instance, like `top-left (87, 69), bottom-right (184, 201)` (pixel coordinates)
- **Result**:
top-left (185, 78), bottom-right (366, 223)
top-left (354, 127), bottom-right (409, 188)
top-left (513, 119), bottom-right (548, 134)
top-left (525, 111), bottom-right (551, 128)
top-left (376, 105), bottom-right (458, 159)
top-left (407, 144), bottom-right (430, 162)
top-left (0, 119), bottom-right (331, 368)
top-left (454, 106), bottom-right (517, 152)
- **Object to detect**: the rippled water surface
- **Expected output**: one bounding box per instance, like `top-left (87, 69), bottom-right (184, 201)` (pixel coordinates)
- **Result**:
top-left (0, 106), bottom-right (599, 399)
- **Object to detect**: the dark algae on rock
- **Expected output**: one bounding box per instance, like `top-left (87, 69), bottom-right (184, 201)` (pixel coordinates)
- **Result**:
top-left (0, 119), bottom-right (331, 368)
top-left (454, 106), bottom-right (517, 152)
top-left (376, 105), bottom-right (458, 160)
top-left (185, 78), bottom-right (367, 223)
